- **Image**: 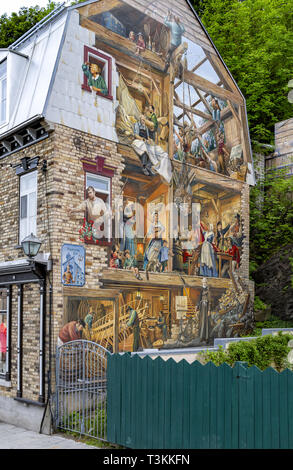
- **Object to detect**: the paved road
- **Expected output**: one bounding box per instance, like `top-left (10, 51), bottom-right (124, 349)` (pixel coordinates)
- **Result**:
top-left (0, 422), bottom-right (97, 449)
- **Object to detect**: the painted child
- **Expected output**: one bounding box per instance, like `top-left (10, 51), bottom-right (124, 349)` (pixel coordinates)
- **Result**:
top-left (158, 240), bottom-right (173, 272)
top-left (123, 250), bottom-right (142, 280)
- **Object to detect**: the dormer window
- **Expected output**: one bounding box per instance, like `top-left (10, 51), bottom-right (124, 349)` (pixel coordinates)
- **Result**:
top-left (0, 60), bottom-right (7, 125)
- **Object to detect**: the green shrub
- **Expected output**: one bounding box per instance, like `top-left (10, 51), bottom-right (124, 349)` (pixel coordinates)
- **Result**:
top-left (254, 295), bottom-right (269, 312)
top-left (200, 333), bottom-right (293, 371)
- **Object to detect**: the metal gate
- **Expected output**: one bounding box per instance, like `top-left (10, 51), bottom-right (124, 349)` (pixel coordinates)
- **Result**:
top-left (55, 340), bottom-right (109, 442)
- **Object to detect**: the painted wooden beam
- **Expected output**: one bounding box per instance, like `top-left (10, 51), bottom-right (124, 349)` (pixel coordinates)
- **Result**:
top-left (81, 17), bottom-right (166, 72)
top-left (183, 70), bottom-right (243, 105)
top-left (79, 0), bottom-right (122, 18)
top-left (174, 98), bottom-right (213, 122)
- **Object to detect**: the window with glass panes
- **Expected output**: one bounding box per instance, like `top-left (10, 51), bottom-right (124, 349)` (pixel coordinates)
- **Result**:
top-left (85, 172), bottom-right (111, 240)
top-left (19, 171), bottom-right (37, 243)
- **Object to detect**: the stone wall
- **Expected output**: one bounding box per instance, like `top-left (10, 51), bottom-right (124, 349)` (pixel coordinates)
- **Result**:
top-left (239, 182), bottom-right (250, 280)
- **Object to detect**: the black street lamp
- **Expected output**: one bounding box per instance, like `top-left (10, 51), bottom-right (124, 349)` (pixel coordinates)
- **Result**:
top-left (21, 233), bottom-right (42, 259)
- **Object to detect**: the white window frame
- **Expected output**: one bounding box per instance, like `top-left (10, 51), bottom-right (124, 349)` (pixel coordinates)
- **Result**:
top-left (85, 172), bottom-right (111, 241)
top-left (0, 60), bottom-right (7, 126)
top-left (19, 171), bottom-right (38, 244)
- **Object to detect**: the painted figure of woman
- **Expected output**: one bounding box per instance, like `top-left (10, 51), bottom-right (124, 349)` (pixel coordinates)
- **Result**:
top-left (199, 223), bottom-right (218, 277)
top-left (120, 202), bottom-right (136, 256)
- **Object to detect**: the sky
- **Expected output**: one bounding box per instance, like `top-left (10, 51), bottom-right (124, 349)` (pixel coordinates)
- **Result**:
top-left (0, 0), bottom-right (65, 17)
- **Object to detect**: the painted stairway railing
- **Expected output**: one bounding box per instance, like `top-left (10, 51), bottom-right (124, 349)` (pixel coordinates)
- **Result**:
top-left (84, 299), bottom-right (150, 350)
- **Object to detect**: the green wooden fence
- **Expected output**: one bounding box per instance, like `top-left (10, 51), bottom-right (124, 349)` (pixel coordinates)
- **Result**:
top-left (107, 354), bottom-right (293, 449)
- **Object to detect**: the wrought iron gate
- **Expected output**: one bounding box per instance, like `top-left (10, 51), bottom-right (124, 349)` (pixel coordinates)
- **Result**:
top-left (55, 340), bottom-right (109, 442)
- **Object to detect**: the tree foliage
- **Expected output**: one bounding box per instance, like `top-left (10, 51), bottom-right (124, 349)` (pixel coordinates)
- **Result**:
top-left (250, 174), bottom-right (293, 267)
top-left (0, 2), bottom-right (60, 48)
top-left (192, 0), bottom-right (293, 144)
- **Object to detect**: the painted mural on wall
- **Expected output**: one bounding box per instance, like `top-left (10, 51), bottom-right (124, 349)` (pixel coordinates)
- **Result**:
top-left (58, 296), bottom-right (116, 350)
top-left (71, 0), bottom-right (254, 351)
top-left (61, 244), bottom-right (85, 287)
top-left (80, 0), bottom-right (249, 182)
top-left (58, 274), bottom-right (253, 352)
top-left (108, 180), bottom-right (244, 280)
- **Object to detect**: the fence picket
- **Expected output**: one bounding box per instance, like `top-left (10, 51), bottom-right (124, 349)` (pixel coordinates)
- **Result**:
top-left (189, 361), bottom-right (201, 448)
top-left (262, 367), bottom-right (272, 449)
top-left (182, 360), bottom-right (191, 449)
top-left (163, 359), bottom-right (172, 449)
top-left (270, 367), bottom-right (280, 449)
top-left (145, 356), bottom-right (153, 449)
top-left (223, 363), bottom-right (232, 449)
top-left (238, 363), bottom-right (249, 449)
top-left (288, 369), bottom-right (293, 449)
top-left (154, 357), bottom-right (164, 449)
top-left (209, 362), bottom-right (218, 449)
top-left (216, 364), bottom-right (225, 449)
top-left (231, 362), bottom-right (240, 449)
top-left (279, 369), bottom-right (289, 449)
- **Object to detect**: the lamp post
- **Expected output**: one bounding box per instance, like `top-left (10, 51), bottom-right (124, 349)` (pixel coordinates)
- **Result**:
top-left (21, 233), bottom-right (42, 259)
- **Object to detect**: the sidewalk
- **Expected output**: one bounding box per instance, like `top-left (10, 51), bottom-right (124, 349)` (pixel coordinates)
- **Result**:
top-left (0, 422), bottom-right (97, 449)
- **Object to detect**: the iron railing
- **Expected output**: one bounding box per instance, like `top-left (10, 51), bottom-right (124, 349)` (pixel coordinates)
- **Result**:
top-left (55, 340), bottom-right (109, 442)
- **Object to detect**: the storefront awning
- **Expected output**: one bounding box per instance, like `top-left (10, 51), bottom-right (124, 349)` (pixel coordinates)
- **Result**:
top-left (0, 259), bottom-right (47, 285)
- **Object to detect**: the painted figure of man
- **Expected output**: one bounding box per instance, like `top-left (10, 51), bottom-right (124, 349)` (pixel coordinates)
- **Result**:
top-left (198, 277), bottom-right (211, 344)
top-left (62, 264), bottom-right (75, 285)
top-left (230, 213), bottom-right (244, 248)
top-left (135, 32), bottom-right (146, 55)
top-left (58, 319), bottom-right (85, 347)
top-left (216, 221), bottom-right (231, 251)
top-left (126, 306), bottom-right (140, 352)
top-left (145, 105), bottom-right (158, 142)
top-left (216, 130), bottom-right (229, 175)
top-left (84, 308), bottom-right (94, 330)
top-left (82, 61), bottom-right (108, 95)
top-left (132, 115), bottom-right (172, 183)
top-left (157, 311), bottom-right (168, 341)
top-left (129, 31), bottom-right (136, 42)
top-left (132, 115), bottom-right (154, 176)
top-left (211, 98), bottom-right (221, 122)
top-left (164, 12), bottom-right (185, 72)
top-left (69, 186), bottom-right (109, 240)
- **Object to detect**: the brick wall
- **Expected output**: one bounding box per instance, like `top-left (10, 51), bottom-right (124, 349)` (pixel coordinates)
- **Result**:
top-left (0, 123), bottom-right (125, 399)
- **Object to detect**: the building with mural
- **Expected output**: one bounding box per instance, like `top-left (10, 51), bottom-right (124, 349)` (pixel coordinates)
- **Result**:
top-left (0, 0), bottom-right (255, 431)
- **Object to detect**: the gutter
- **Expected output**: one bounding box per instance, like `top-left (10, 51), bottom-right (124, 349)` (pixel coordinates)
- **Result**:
top-left (0, 114), bottom-right (44, 140)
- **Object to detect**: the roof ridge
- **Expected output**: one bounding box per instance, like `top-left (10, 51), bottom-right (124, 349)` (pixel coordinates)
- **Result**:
top-left (9, 2), bottom-right (67, 50)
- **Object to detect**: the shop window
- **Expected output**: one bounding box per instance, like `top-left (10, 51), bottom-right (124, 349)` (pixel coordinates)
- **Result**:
top-left (19, 170), bottom-right (37, 244)
top-left (81, 46), bottom-right (113, 100)
top-left (0, 288), bottom-right (10, 380)
top-left (0, 60), bottom-right (7, 125)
